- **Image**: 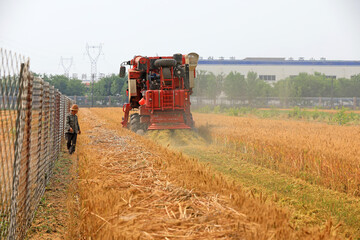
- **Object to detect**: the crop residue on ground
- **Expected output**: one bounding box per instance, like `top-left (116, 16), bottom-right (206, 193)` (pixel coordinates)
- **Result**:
top-left (72, 108), bottom-right (341, 239)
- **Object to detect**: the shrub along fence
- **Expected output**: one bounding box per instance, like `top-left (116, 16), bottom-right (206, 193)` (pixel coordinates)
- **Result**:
top-left (0, 48), bottom-right (72, 239)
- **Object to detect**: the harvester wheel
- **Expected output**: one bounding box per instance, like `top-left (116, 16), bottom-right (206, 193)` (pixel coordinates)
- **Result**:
top-left (130, 123), bottom-right (139, 132)
top-left (131, 117), bottom-right (140, 124)
top-left (130, 113), bottom-right (139, 119)
top-left (140, 122), bottom-right (149, 131)
top-left (130, 114), bottom-right (140, 132)
top-left (189, 114), bottom-right (195, 128)
top-left (154, 59), bottom-right (177, 68)
top-left (136, 129), bottom-right (145, 135)
top-left (184, 113), bottom-right (195, 129)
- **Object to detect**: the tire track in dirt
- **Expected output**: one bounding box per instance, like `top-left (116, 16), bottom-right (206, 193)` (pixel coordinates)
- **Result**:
top-left (76, 108), bottom-right (340, 239)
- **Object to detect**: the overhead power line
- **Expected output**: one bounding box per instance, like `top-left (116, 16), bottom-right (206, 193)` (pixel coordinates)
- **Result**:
top-left (59, 56), bottom-right (73, 78)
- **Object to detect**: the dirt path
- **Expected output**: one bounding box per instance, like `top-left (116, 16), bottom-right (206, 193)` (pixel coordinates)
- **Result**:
top-left (74, 108), bottom-right (339, 239)
top-left (27, 150), bottom-right (78, 240)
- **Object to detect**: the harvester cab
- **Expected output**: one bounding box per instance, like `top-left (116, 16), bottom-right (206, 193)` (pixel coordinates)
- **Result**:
top-left (120, 53), bottom-right (199, 133)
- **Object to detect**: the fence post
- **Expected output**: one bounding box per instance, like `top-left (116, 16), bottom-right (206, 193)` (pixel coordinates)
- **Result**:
top-left (55, 91), bottom-right (61, 160)
top-left (9, 61), bottom-right (27, 240)
top-left (18, 61), bottom-right (34, 236)
top-left (42, 82), bottom-right (50, 186)
top-left (59, 95), bottom-right (64, 145)
top-left (34, 77), bottom-right (44, 213)
top-left (47, 86), bottom-right (55, 181)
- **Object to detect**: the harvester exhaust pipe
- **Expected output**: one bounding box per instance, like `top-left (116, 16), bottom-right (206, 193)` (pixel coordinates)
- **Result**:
top-left (185, 52), bottom-right (199, 89)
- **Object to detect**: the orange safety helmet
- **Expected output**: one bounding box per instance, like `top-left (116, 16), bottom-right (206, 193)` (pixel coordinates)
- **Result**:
top-left (70, 104), bottom-right (79, 111)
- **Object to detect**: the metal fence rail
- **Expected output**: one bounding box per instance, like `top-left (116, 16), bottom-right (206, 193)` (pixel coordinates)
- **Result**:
top-left (0, 48), bottom-right (72, 239)
top-left (69, 95), bottom-right (359, 109)
top-left (191, 96), bottom-right (359, 109)
top-left (68, 95), bottom-right (125, 107)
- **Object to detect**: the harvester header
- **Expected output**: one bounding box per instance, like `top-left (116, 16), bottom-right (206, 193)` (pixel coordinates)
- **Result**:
top-left (120, 53), bottom-right (199, 133)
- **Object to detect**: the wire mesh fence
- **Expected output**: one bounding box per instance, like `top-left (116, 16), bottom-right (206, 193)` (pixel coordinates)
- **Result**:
top-left (0, 48), bottom-right (72, 239)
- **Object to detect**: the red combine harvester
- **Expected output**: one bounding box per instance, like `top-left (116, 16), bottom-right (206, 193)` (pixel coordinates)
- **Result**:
top-left (119, 53), bottom-right (199, 133)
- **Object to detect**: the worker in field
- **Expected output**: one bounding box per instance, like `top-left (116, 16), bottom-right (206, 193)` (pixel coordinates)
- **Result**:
top-left (65, 104), bottom-right (81, 154)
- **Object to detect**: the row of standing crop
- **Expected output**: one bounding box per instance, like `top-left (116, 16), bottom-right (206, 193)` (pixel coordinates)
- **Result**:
top-left (193, 113), bottom-right (360, 196)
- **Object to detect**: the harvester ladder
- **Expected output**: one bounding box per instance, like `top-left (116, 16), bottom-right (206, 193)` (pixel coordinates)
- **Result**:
top-left (162, 91), bottom-right (173, 108)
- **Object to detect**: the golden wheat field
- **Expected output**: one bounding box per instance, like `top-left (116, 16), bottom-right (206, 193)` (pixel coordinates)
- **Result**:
top-left (69, 108), bottom-right (348, 239)
top-left (193, 113), bottom-right (360, 196)
top-left (0, 110), bottom-right (17, 196)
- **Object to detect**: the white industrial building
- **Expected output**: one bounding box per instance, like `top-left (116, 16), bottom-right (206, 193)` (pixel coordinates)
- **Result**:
top-left (197, 58), bottom-right (360, 82)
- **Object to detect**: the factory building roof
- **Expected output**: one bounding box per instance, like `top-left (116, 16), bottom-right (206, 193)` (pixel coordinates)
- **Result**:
top-left (198, 58), bottom-right (360, 66)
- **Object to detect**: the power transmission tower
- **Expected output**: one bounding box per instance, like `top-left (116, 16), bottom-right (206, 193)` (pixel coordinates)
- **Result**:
top-left (60, 57), bottom-right (73, 78)
top-left (86, 43), bottom-right (103, 107)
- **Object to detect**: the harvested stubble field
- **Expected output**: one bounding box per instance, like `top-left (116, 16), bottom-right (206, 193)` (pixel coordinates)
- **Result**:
top-left (71, 108), bottom-right (343, 239)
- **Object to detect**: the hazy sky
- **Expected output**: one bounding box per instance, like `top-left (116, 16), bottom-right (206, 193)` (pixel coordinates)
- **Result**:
top-left (1, 0), bottom-right (359, 76)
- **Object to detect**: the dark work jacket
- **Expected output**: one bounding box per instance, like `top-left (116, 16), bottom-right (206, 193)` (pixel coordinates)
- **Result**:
top-left (66, 114), bottom-right (80, 134)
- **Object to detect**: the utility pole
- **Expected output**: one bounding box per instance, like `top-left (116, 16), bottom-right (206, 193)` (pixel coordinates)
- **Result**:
top-left (85, 43), bottom-right (103, 107)
top-left (60, 57), bottom-right (73, 78)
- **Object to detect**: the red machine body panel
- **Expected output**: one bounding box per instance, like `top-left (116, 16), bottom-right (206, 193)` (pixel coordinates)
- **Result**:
top-left (128, 69), bottom-right (141, 79)
top-left (145, 90), bottom-right (186, 110)
top-left (148, 111), bottom-right (190, 130)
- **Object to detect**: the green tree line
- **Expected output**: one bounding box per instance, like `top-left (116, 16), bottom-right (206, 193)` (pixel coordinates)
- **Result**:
top-left (194, 71), bottom-right (360, 100)
top-left (34, 71), bottom-right (360, 100)
top-left (34, 73), bottom-right (128, 97)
